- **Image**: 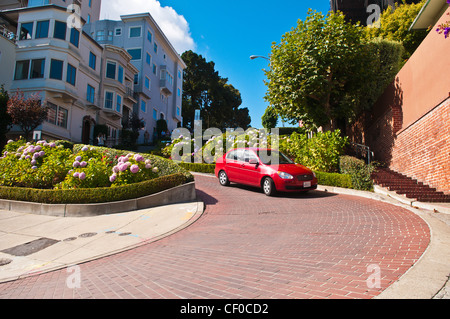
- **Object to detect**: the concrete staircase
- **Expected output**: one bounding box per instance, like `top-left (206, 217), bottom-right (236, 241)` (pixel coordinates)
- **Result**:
top-left (372, 168), bottom-right (450, 203)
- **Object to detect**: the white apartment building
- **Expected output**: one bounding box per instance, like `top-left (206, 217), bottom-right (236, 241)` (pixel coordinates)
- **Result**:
top-left (0, 3), bottom-right (138, 145)
top-left (84, 13), bottom-right (186, 143)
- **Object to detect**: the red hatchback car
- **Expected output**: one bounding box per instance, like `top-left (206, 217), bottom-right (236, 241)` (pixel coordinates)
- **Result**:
top-left (215, 148), bottom-right (318, 196)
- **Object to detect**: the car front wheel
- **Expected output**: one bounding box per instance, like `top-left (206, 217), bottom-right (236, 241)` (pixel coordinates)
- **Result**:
top-left (262, 177), bottom-right (276, 196)
top-left (218, 170), bottom-right (230, 186)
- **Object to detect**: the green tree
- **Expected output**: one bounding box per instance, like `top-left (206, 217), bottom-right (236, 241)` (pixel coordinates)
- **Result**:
top-left (364, 0), bottom-right (428, 59)
top-left (261, 106), bottom-right (278, 131)
top-left (265, 10), bottom-right (366, 131)
top-left (181, 50), bottom-right (250, 130)
top-left (0, 85), bottom-right (11, 151)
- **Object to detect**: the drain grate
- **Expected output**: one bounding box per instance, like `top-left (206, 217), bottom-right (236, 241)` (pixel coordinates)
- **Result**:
top-left (118, 232), bottom-right (132, 236)
top-left (0, 258), bottom-right (12, 267)
top-left (1, 238), bottom-right (59, 257)
top-left (78, 232), bottom-right (97, 238)
top-left (63, 237), bottom-right (78, 242)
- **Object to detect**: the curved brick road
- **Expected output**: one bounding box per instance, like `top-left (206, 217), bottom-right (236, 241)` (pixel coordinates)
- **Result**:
top-left (0, 174), bottom-right (430, 299)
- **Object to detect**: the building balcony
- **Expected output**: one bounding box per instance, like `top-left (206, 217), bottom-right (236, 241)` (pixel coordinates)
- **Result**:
top-left (125, 87), bottom-right (138, 103)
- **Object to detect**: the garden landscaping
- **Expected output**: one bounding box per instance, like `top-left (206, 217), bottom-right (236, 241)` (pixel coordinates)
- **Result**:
top-left (0, 139), bottom-right (193, 205)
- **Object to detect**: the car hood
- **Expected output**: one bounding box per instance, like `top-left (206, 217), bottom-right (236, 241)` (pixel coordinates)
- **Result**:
top-left (269, 163), bottom-right (313, 175)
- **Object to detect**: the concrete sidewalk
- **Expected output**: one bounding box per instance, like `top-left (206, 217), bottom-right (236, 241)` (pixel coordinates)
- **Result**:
top-left (0, 201), bottom-right (204, 283)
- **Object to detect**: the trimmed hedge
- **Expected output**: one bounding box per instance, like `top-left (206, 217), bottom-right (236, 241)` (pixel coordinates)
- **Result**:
top-left (314, 171), bottom-right (353, 189)
top-left (0, 172), bottom-right (192, 204)
top-left (176, 162), bottom-right (216, 174)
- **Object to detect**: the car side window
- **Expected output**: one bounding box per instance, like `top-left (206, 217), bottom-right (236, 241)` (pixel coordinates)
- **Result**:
top-left (243, 150), bottom-right (258, 163)
top-left (235, 150), bottom-right (245, 162)
top-left (226, 150), bottom-right (237, 161)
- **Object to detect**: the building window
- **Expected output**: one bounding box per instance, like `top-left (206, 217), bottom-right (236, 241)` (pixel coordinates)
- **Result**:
top-left (57, 107), bottom-right (68, 128)
top-left (104, 91), bottom-right (114, 109)
top-left (145, 76), bottom-right (150, 90)
top-left (96, 30), bottom-right (105, 41)
top-left (19, 22), bottom-right (34, 40)
top-left (147, 30), bottom-right (152, 42)
top-left (49, 59), bottom-right (64, 80)
top-left (178, 69), bottom-right (182, 79)
top-left (35, 20), bottom-right (49, 39)
top-left (46, 102), bottom-right (57, 125)
top-left (115, 28), bottom-right (122, 36)
top-left (116, 94), bottom-right (122, 113)
top-left (70, 28), bottom-right (80, 47)
top-left (118, 65), bottom-right (124, 84)
top-left (106, 61), bottom-right (116, 79)
top-left (108, 30), bottom-right (113, 41)
top-left (152, 64), bottom-right (157, 74)
top-left (14, 60), bottom-right (30, 80)
top-left (129, 27), bottom-right (141, 38)
top-left (30, 59), bottom-right (45, 79)
top-left (177, 106), bottom-right (180, 116)
top-left (46, 102), bottom-right (68, 129)
top-left (89, 0), bottom-right (92, 7)
top-left (66, 63), bottom-right (77, 86)
top-left (53, 21), bottom-right (67, 40)
top-left (177, 88), bottom-right (181, 97)
top-left (87, 84), bottom-right (95, 103)
top-left (134, 73), bottom-right (139, 85)
top-left (153, 109), bottom-right (157, 120)
top-left (89, 52), bottom-right (96, 70)
top-left (153, 42), bottom-right (158, 54)
top-left (127, 48), bottom-right (142, 61)
top-left (146, 52), bottom-right (151, 65)
top-left (140, 100), bottom-right (146, 113)
top-left (87, 14), bottom-right (91, 24)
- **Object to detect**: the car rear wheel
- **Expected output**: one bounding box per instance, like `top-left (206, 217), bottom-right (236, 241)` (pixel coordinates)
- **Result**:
top-left (262, 177), bottom-right (276, 196)
top-left (218, 170), bottom-right (230, 186)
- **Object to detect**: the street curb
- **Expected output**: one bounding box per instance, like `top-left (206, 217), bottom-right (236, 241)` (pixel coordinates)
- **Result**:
top-left (0, 182), bottom-right (197, 217)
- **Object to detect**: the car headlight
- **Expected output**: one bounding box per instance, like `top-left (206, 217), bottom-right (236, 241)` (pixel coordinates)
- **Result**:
top-left (312, 171), bottom-right (316, 178)
top-left (277, 171), bottom-right (294, 180)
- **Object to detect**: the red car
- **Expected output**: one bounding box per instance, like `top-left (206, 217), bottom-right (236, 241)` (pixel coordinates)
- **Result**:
top-left (215, 148), bottom-right (318, 196)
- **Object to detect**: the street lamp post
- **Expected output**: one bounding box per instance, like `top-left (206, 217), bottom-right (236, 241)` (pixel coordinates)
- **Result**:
top-left (250, 54), bottom-right (285, 127)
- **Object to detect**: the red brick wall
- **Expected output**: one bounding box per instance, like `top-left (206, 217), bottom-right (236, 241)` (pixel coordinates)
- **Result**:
top-left (350, 7), bottom-right (450, 195)
top-left (391, 99), bottom-right (450, 194)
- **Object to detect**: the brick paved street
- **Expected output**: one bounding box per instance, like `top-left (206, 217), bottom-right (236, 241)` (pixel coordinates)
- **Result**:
top-left (0, 174), bottom-right (430, 299)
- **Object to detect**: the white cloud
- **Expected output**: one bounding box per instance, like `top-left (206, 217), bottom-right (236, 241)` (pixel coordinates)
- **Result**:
top-left (100, 0), bottom-right (196, 54)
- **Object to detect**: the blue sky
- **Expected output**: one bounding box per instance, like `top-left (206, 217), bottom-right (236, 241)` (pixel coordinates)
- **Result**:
top-left (103, 0), bottom-right (332, 129)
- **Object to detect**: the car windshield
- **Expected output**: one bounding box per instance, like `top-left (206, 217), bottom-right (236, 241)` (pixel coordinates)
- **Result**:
top-left (258, 150), bottom-right (294, 165)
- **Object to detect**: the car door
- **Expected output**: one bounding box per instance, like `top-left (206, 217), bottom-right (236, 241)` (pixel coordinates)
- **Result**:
top-left (224, 149), bottom-right (243, 183)
top-left (238, 149), bottom-right (262, 186)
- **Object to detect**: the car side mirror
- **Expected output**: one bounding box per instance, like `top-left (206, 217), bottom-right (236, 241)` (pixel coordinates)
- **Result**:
top-left (249, 158), bottom-right (259, 165)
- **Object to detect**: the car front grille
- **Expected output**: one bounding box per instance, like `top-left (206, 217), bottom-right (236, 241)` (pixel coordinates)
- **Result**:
top-left (297, 174), bottom-right (313, 181)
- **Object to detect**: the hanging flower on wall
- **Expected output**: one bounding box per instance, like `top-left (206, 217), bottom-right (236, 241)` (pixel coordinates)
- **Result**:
top-left (436, 0), bottom-right (450, 38)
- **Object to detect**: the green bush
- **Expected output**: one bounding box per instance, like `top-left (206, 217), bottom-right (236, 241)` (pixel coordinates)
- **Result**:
top-left (0, 141), bottom-right (192, 193)
top-left (176, 162), bottom-right (216, 174)
top-left (314, 171), bottom-right (353, 189)
top-left (0, 173), bottom-right (191, 204)
top-left (339, 155), bottom-right (375, 191)
top-left (280, 130), bottom-right (348, 172)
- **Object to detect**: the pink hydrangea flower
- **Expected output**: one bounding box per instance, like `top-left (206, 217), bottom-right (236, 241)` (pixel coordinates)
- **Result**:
top-left (119, 163), bottom-right (128, 172)
top-left (134, 154), bottom-right (144, 162)
top-left (130, 164), bottom-right (140, 173)
top-left (109, 174), bottom-right (117, 183)
top-left (81, 145), bottom-right (89, 151)
top-left (73, 161), bottom-right (80, 168)
top-left (79, 172), bottom-right (86, 180)
top-left (73, 172), bottom-right (80, 178)
top-left (80, 161), bottom-right (87, 168)
top-left (75, 156), bottom-right (82, 161)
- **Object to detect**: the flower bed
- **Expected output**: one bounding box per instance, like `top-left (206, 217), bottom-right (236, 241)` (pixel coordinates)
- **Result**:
top-left (0, 139), bottom-right (193, 204)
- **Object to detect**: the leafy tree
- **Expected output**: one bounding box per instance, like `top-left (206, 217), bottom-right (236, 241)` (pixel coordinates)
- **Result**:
top-left (265, 10), bottom-right (366, 131)
top-left (357, 38), bottom-right (404, 113)
top-left (7, 90), bottom-right (48, 141)
top-left (261, 106), bottom-right (278, 131)
top-left (364, 0), bottom-right (428, 59)
top-left (181, 50), bottom-right (251, 130)
top-left (0, 85), bottom-right (11, 151)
